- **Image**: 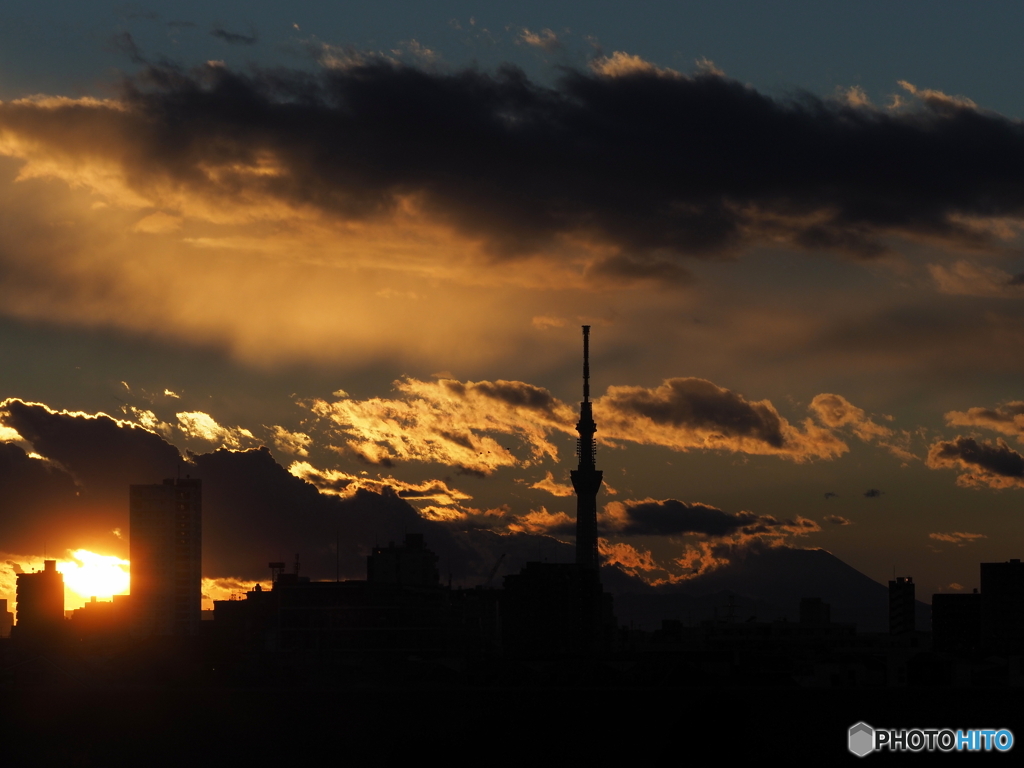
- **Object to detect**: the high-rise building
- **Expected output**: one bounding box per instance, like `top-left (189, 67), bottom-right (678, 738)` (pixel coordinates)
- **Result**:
top-left (980, 558), bottom-right (1024, 654)
top-left (13, 559), bottom-right (64, 639)
top-left (130, 478), bottom-right (202, 637)
top-left (888, 575), bottom-right (915, 635)
top-left (571, 325), bottom-right (603, 569)
top-left (0, 598), bottom-right (13, 638)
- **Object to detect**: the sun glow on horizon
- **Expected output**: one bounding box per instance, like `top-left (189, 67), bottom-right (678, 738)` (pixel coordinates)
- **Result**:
top-left (56, 549), bottom-right (130, 601)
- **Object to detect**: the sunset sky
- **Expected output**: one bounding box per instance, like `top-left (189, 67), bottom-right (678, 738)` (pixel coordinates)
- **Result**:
top-left (3, 2), bottom-right (1024, 611)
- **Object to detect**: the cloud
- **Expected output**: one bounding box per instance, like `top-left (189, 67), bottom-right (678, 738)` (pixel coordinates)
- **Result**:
top-left (824, 515), bottom-right (851, 525)
top-left (929, 531), bottom-right (987, 546)
top-left (527, 471), bottom-right (574, 497)
top-left (310, 376), bottom-right (856, 475)
top-left (0, 398), bottom-right (592, 587)
top-left (590, 52), bottom-right (679, 78)
top-left (517, 28), bottom-right (562, 52)
top-left (601, 498), bottom-right (821, 539)
top-left (309, 378), bottom-right (575, 475)
top-left (809, 393), bottom-right (891, 441)
top-left (3, 57), bottom-right (1024, 289)
top-left (268, 426), bottom-right (312, 457)
top-left (0, 398), bottom-right (182, 499)
top-left (176, 411), bottom-right (257, 449)
top-left (946, 401), bottom-right (1024, 440)
top-left (506, 507), bottom-right (574, 535)
top-left (927, 436), bottom-right (1024, 489)
top-left (210, 27), bottom-right (257, 45)
top-left (863, 488), bottom-right (884, 498)
top-left (809, 393), bottom-right (917, 461)
top-left (930, 260), bottom-right (1024, 298)
top-left (824, 491), bottom-right (838, 499)
top-left (531, 315), bottom-right (568, 330)
top-left (598, 540), bottom-right (659, 576)
top-left (290, 460), bottom-right (473, 508)
top-left (597, 378), bottom-right (848, 461)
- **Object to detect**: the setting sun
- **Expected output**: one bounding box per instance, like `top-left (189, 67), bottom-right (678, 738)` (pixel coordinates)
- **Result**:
top-left (56, 550), bottom-right (130, 601)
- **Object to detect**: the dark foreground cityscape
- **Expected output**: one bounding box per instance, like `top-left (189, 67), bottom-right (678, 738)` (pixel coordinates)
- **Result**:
top-left (2, 329), bottom-right (1022, 763)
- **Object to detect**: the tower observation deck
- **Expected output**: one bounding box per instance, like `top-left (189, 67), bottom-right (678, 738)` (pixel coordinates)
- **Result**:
top-left (571, 325), bottom-right (603, 569)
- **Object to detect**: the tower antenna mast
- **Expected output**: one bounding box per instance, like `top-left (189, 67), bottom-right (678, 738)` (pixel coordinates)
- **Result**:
top-left (571, 325), bottom-right (603, 569)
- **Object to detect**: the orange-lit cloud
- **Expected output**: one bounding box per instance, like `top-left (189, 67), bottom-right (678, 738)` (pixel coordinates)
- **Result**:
top-left (269, 426), bottom-right (312, 457)
top-left (809, 393), bottom-right (915, 461)
top-left (506, 507), bottom-right (575, 535)
top-left (1, 58), bottom-right (1023, 373)
top-left (929, 260), bottom-right (1024, 298)
top-left (309, 378), bottom-right (575, 475)
top-left (945, 401), bottom-right (1024, 440)
top-left (929, 531), bottom-right (987, 546)
top-left (289, 460), bottom-right (473, 508)
top-left (597, 379), bottom-right (847, 461)
top-left (307, 376), bottom-right (867, 473)
top-left (926, 436), bottom-right (1024, 489)
top-left (598, 540), bottom-right (659, 575)
top-left (176, 411), bottom-right (258, 449)
top-left (528, 471), bottom-right (575, 497)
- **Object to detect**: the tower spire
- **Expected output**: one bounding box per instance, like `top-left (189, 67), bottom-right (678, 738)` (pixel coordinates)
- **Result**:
top-left (571, 325), bottom-right (603, 569)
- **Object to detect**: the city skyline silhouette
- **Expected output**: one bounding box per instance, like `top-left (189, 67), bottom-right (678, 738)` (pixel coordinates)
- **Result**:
top-left (3, 3), bottom-right (1024, 761)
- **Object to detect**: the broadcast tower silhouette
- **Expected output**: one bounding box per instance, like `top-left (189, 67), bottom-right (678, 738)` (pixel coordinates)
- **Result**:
top-left (571, 325), bottom-right (604, 569)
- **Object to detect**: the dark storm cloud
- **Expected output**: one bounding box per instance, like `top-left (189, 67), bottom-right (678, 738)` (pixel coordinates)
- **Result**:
top-left (927, 436), bottom-right (1024, 489)
top-left (0, 399), bottom-right (181, 502)
top-left (210, 27), bottom-right (257, 45)
top-left (448, 379), bottom-right (565, 420)
top-left (4, 58), bottom-right (1024, 276)
top-left (610, 499), bottom-right (760, 536)
top-left (0, 442), bottom-right (83, 551)
top-left (603, 378), bottom-right (783, 446)
top-left (863, 488), bottom-right (884, 498)
top-left (605, 498), bottom-right (818, 538)
top-left (107, 32), bottom-right (147, 65)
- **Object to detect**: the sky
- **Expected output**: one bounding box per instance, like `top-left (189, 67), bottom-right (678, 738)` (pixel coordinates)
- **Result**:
top-left (3, 2), bottom-right (1024, 612)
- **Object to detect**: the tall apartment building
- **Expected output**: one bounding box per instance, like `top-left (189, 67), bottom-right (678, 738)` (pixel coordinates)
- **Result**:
top-left (13, 559), bottom-right (64, 639)
top-left (980, 558), bottom-right (1024, 654)
top-left (888, 575), bottom-right (916, 635)
top-left (130, 478), bottom-right (202, 637)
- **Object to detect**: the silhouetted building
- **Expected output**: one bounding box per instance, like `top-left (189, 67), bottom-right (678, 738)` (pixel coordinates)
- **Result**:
top-left (571, 325), bottom-right (603, 569)
top-left (800, 597), bottom-right (831, 626)
top-left (501, 563), bottom-right (614, 656)
top-left (932, 590), bottom-right (981, 655)
top-left (70, 595), bottom-right (133, 640)
top-left (367, 534), bottom-right (440, 587)
top-left (14, 560), bottom-right (64, 639)
top-left (888, 576), bottom-right (915, 635)
top-left (980, 558), bottom-right (1024, 654)
top-left (130, 478), bottom-right (202, 637)
top-left (0, 598), bottom-right (15, 638)
top-left (212, 536), bottom-right (491, 656)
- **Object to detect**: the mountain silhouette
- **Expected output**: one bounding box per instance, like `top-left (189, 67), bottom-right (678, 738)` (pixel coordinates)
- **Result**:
top-left (609, 546), bottom-right (930, 633)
